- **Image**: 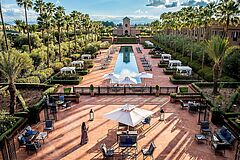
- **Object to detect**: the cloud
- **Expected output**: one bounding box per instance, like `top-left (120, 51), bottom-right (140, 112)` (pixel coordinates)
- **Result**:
top-left (146, 0), bottom-right (210, 8)
top-left (180, 0), bottom-right (208, 7)
top-left (2, 3), bottom-right (38, 24)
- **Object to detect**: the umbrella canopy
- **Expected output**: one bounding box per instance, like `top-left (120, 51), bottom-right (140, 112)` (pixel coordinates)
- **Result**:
top-left (103, 73), bottom-right (120, 80)
top-left (137, 72), bottom-right (153, 78)
top-left (119, 76), bottom-right (137, 85)
top-left (104, 104), bottom-right (154, 127)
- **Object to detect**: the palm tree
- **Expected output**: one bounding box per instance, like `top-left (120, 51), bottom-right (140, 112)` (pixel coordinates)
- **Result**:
top-left (54, 6), bottom-right (65, 62)
top-left (70, 11), bottom-right (79, 52)
top-left (14, 19), bottom-right (25, 33)
top-left (205, 36), bottom-right (238, 94)
top-left (65, 15), bottom-right (72, 57)
top-left (0, 49), bottom-right (33, 114)
top-left (33, 0), bottom-right (45, 39)
top-left (16, 0), bottom-right (33, 53)
top-left (33, 0), bottom-right (45, 14)
top-left (216, 0), bottom-right (240, 38)
top-left (37, 13), bottom-right (52, 66)
top-left (0, 1), bottom-right (8, 51)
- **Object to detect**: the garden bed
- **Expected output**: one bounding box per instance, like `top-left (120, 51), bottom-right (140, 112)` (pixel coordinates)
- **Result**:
top-left (0, 88), bottom-right (44, 111)
top-left (170, 77), bottom-right (201, 84)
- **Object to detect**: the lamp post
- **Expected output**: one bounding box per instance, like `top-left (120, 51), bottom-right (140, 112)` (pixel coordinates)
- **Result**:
top-left (160, 108), bottom-right (165, 121)
top-left (89, 109), bottom-right (94, 121)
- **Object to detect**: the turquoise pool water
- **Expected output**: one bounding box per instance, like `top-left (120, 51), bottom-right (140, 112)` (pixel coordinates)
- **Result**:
top-left (113, 46), bottom-right (141, 83)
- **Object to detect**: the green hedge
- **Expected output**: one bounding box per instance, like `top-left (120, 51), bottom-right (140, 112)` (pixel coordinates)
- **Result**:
top-left (50, 77), bottom-right (83, 85)
top-left (78, 69), bottom-right (89, 75)
top-left (0, 117), bottom-right (25, 141)
top-left (17, 76), bottom-right (40, 84)
top-left (170, 77), bottom-right (201, 84)
top-left (151, 55), bottom-right (161, 58)
top-left (114, 37), bottom-right (137, 44)
top-left (31, 68), bottom-right (55, 82)
top-left (158, 63), bottom-right (168, 68)
top-left (163, 69), bottom-right (176, 75)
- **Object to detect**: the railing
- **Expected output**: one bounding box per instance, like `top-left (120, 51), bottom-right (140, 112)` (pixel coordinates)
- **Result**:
top-left (73, 86), bottom-right (178, 95)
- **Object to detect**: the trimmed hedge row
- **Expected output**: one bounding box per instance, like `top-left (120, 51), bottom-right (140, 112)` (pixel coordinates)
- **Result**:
top-left (151, 55), bottom-right (161, 58)
top-left (153, 39), bottom-right (237, 82)
top-left (17, 76), bottom-right (41, 84)
top-left (158, 63), bottom-right (168, 68)
top-left (114, 38), bottom-right (137, 44)
top-left (170, 77), bottom-right (201, 84)
top-left (50, 77), bottom-right (83, 85)
top-left (163, 69), bottom-right (176, 75)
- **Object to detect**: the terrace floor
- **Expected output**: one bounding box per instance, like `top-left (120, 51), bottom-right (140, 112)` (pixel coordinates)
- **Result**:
top-left (79, 44), bottom-right (176, 87)
top-left (15, 44), bottom-right (235, 159)
top-left (16, 95), bottom-right (235, 160)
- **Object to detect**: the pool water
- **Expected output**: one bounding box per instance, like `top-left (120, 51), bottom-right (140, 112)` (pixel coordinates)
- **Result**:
top-left (113, 46), bottom-right (141, 83)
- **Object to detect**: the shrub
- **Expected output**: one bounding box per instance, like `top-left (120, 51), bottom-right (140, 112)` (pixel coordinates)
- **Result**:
top-left (31, 68), bottom-right (54, 82)
top-left (188, 61), bottom-right (201, 72)
top-left (51, 62), bottom-right (64, 72)
top-left (197, 67), bottom-right (213, 82)
top-left (63, 58), bottom-right (72, 65)
top-left (78, 69), bottom-right (89, 75)
top-left (179, 86), bottom-right (188, 93)
top-left (100, 41), bottom-right (111, 49)
top-left (43, 84), bottom-right (59, 95)
top-left (84, 60), bottom-right (94, 68)
top-left (70, 54), bottom-right (81, 61)
top-left (17, 76), bottom-right (40, 83)
top-left (54, 73), bottom-right (80, 80)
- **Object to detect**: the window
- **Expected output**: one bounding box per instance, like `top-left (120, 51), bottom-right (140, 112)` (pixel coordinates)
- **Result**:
top-left (125, 24), bottom-right (128, 27)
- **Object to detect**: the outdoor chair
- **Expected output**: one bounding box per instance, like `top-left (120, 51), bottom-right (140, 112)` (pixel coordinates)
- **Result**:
top-left (100, 143), bottom-right (114, 159)
top-left (188, 103), bottom-right (198, 113)
top-left (59, 96), bottom-right (65, 103)
top-left (180, 100), bottom-right (188, 109)
top-left (142, 117), bottom-right (151, 126)
top-left (200, 121), bottom-right (211, 135)
top-left (62, 101), bottom-right (72, 109)
top-left (141, 142), bottom-right (156, 160)
top-left (26, 142), bottom-right (41, 154)
top-left (44, 120), bottom-right (54, 132)
top-left (211, 141), bottom-right (226, 155)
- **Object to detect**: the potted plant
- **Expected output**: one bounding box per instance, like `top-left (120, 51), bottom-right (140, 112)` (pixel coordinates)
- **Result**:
top-left (155, 85), bottom-right (160, 96)
top-left (170, 93), bottom-right (177, 103)
top-left (90, 84), bottom-right (94, 96)
top-left (211, 105), bottom-right (224, 125)
top-left (76, 93), bottom-right (80, 103)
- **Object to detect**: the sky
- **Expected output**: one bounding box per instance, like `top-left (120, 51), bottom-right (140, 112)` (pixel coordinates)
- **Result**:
top-left (1, 0), bottom-right (212, 24)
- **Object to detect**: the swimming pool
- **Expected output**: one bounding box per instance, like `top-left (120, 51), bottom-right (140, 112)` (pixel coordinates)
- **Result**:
top-left (113, 46), bottom-right (141, 83)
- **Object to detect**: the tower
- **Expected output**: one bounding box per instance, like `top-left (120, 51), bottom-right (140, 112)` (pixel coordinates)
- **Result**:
top-left (123, 17), bottom-right (130, 36)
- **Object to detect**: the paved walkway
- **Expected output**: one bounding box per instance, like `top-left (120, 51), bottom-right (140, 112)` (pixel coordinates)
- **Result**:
top-left (78, 44), bottom-right (179, 87)
top-left (16, 95), bottom-right (234, 160)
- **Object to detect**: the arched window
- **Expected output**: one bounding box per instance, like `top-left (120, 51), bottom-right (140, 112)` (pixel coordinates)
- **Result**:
top-left (125, 24), bottom-right (128, 27)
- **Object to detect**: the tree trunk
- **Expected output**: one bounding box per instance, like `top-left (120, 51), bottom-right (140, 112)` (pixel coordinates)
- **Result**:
top-left (213, 63), bottom-right (220, 94)
top-left (24, 5), bottom-right (31, 53)
top-left (67, 25), bottom-right (70, 57)
top-left (74, 23), bottom-right (77, 52)
top-left (8, 82), bottom-right (17, 115)
top-left (58, 26), bottom-right (61, 62)
top-left (47, 30), bottom-right (50, 67)
top-left (0, 2), bottom-right (8, 51)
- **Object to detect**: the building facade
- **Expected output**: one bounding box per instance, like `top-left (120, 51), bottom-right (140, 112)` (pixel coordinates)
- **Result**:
top-left (163, 24), bottom-right (240, 46)
top-left (113, 17), bottom-right (140, 37)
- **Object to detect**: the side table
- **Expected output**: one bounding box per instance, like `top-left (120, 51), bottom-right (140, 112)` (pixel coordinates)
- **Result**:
top-left (36, 132), bottom-right (48, 143)
top-left (195, 134), bottom-right (208, 144)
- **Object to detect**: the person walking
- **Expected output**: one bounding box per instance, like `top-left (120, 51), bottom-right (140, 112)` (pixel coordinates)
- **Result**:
top-left (80, 122), bottom-right (89, 145)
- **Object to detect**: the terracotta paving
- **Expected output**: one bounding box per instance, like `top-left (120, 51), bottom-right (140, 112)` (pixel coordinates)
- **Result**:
top-left (16, 95), bottom-right (234, 160)
top-left (15, 44), bottom-right (235, 159)
top-left (79, 44), bottom-right (181, 87)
